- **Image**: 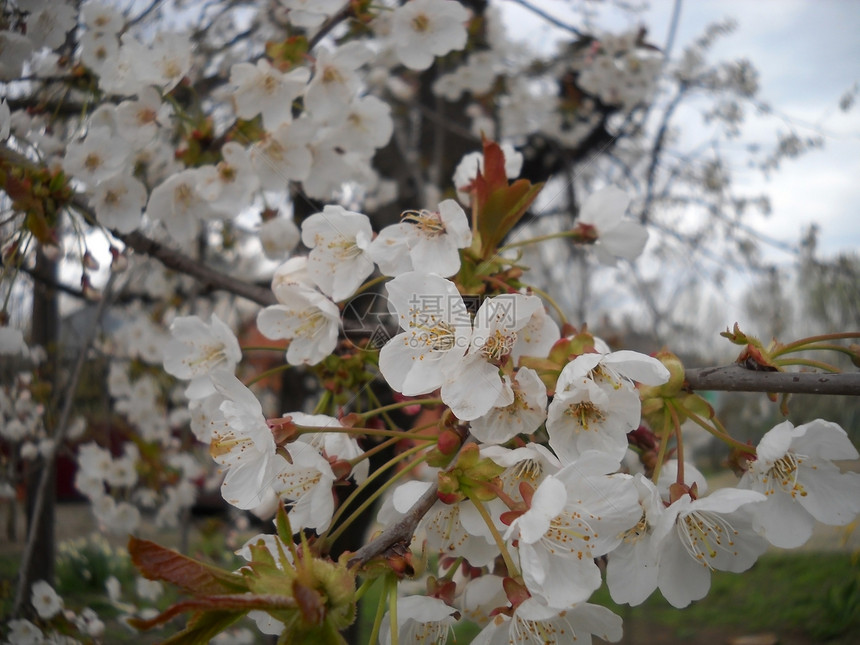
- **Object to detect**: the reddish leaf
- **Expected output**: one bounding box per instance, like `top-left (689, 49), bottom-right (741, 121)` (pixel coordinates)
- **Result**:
top-left (129, 537), bottom-right (248, 595)
top-left (128, 593), bottom-right (297, 631)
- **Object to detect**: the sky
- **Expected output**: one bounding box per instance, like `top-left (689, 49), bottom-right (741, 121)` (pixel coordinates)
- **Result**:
top-left (502, 0), bottom-right (860, 261)
top-left (500, 0), bottom-right (860, 348)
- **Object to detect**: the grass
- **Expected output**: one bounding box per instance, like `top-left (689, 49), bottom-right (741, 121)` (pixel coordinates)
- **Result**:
top-left (590, 551), bottom-right (860, 644)
top-left (4, 542), bottom-right (859, 644)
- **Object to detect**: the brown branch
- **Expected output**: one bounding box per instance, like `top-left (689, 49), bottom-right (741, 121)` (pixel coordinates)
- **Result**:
top-left (685, 365), bottom-right (860, 396)
top-left (347, 480), bottom-right (438, 569)
top-left (117, 232), bottom-right (275, 306)
top-left (0, 143), bottom-right (276, 307)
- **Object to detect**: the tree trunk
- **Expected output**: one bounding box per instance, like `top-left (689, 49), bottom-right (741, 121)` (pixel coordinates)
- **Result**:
top-left (24, 247), bottom-right (59, 589)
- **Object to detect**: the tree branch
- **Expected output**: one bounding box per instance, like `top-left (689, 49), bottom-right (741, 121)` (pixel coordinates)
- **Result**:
top-left (685, 365), bottom-right (860, 396)
top-left (117, 232), bottom-right (275, 306)
top-left (0, 144), bottom-right (276, 307)
top-left (346, 481), bottom-right (438, 569)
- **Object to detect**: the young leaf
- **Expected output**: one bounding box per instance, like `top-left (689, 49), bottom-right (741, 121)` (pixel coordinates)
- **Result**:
top-left (129, 536), bottom-right (248, 595)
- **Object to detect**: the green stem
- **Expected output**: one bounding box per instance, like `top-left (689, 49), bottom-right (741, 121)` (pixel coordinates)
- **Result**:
top-left (348, 275), bottom-right (388, 299)
top-left (678, 402), bottom-right (756, 455)
top-left (776, 343), bottom-right (859, 358)
top-left (313, 390), bottom-right (332, 415)
top-left (366, 387), bottom-right (399, 431)
top-left (651, 405), bottom-right (673, 484)
top-left (469, 497), bottom-right (519, 577)
top-left (525, 284), bottom-right (568, 325)
top-left (358, 398), bottom-right (444, 419)
top-left (240, 344), bottom-right (288, 352)
top-left (775, 358), bottom-right (841, 372)
top-left (388, 574), bottom-right (399, 645)
top-left (772, 332), bottom-right (860, 355)
top-left (354, 577), bottom-right (375, 602)
top-left (669, 401), bottom-right (684, 485)
top-left (348, 420), bottom-right (440, 467)
top-left (322, 447), bottom-right (429, 548)
top-left (367, 576), bottom-right (388, 645)
top-left (498, 229), bottom-right (588, 251)
top-left (441, 556), bottom-right (464, 581)
top-left (242, 363), bottom-right (291, 387)
top-left (294, 425), bottom-right (439, 442)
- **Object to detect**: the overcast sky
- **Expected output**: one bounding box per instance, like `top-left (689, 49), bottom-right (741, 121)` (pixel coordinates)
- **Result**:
top-left (504, 0), bottom-right (860, 262)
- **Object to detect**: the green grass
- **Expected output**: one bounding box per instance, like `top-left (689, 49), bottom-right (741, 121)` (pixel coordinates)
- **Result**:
top-left (590, 551), bottom-right (860, 643)
top-left (5, 548), bottom-right (859, 644)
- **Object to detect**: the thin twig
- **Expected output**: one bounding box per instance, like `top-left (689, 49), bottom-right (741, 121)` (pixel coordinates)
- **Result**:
top-left (506, 0), bottom-right (583, 37)
top-left (0, 144), bottom-right (276, 307)
top-left (12, 273), bottom-right (118, 617)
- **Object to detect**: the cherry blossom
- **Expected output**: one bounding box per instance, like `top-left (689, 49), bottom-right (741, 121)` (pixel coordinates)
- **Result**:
top-left (229, 59), bottom-right (311, 130)
top-left (250, 121), bottom-right (314, 190)
top-left (305, 42), bottom-right (373, 122)
top-left (379, 272), bottom-right (472, 397)
top-left (380, 595), bottom-right (458, 644)
top-left (63, 128), bottom-right (131, 186)
top-left (547, 350), bottom-right (669, 465)
top-left (369, 199), bottom-right (472, 277)
top-left (469, 367), bottom-right (547, 444)
top-left (505, 455), bottom-right (641, 607)
top-left (651, 488), bottom-right (768, 608)
top-left (578, 186), bottom-right (649, 263)
top-left (30, 580), bottom-right (63, 619)
top-left (301, 204), bottom-right (375, 301)
top-left (473, 598), bottom-right (623, 645)
top-left (390, 0), bottom-right (470, 71)
top-left (442, 293), bottom-right (542, 420)
top-left (92, 174), bottom-right (147, 233)
top-left (209, 374), bottom-right (282, 511)
top-left (739, 419), bottom-right (860, 548)
top-left (256, 284), bottom-right (341, 366)
top-left (163, 314), bottom-right (242, 399)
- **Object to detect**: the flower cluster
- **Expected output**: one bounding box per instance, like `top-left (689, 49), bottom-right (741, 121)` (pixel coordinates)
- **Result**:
top-left (1, 1), bottom-right (858, 643)
top-left (139, 141), bottom-right (860, 643)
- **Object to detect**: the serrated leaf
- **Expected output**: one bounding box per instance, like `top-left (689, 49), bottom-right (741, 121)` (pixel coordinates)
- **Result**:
top-left (129, 593), bottom-right (297, 634)
top-left (129, 537), bottom-right (248, 595)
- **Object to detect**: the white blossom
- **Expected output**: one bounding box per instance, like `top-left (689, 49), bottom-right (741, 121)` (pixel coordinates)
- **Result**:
top-left (739, 419), bottom-right (860, 548)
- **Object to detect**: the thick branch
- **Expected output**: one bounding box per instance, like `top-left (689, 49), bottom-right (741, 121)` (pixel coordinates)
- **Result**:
top-left (347, 481), bottom-right (438, 568)
top-left (685, 365), bottom-right (860, 395)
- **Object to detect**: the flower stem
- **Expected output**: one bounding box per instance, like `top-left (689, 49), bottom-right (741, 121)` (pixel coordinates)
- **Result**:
top-left (358, 398), bottom-right (444, 419)
top-left (349, 275), bottom-right (387, 298)
top-left (239, 344), bottom-right (287, 352)
top-left (354, 577), bottom-right (375, 602)
top-left (313, 390), bottom-right (332, 415)
top-left (772, 332), bottom-right (860, 355)
top-left (525, 284), bottom-right (568, 325)
top-left (678, 402), bottom-right (756, 455)
top-left (388, 574), bottom-right (399, 645)
top-left (242, 363), bottom-right (291, 387)
top-left (295, 425), bottom-right (439, 441)
top-left (322, 447), bottom-right (429, 548)
top-left (651, 406), bottom-right (673, 483)
top-left (348, 420), bottom-right (441, 467)
top-left (669, 401), bottom-right (685, 485)
top-left (367, 576), bottom-right (388, 645)
top-left (499, 229), bottom-right (587, 251)
top-left (469, 497), bottom-right (519, 577)
top-left (775, 358), bottom-right (841, 372)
